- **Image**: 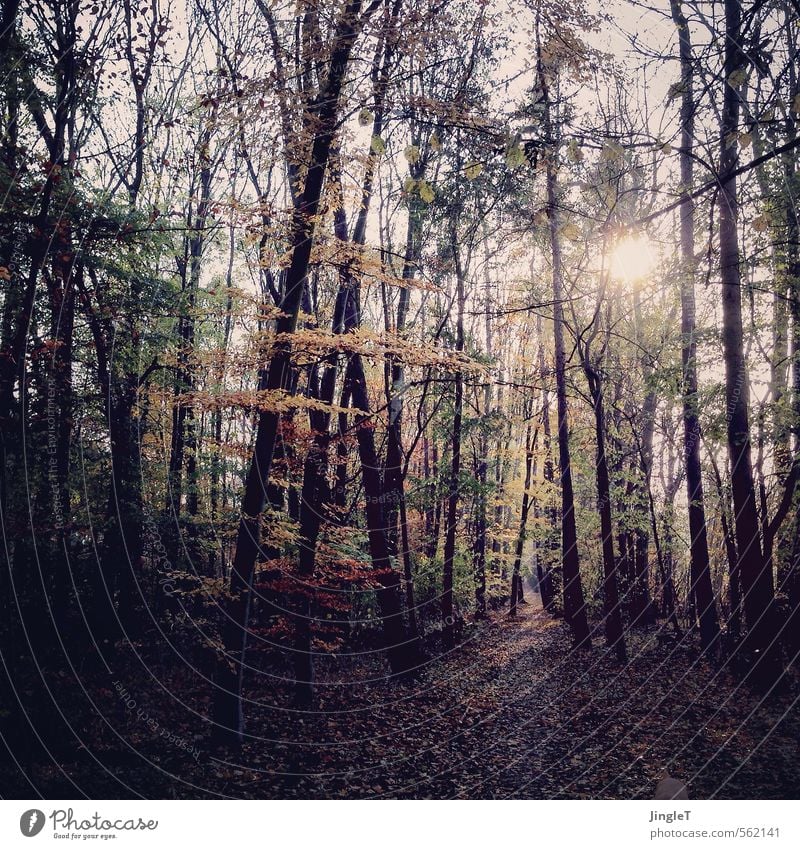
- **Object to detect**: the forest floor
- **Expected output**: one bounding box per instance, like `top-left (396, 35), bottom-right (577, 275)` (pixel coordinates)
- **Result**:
top-left (3, 595), bottom-right (800, 799)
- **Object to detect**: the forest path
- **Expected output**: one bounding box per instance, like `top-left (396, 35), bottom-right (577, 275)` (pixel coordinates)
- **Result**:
top-left (238, 592), bottom-right (800, 799)
top-left (15, 592), bottom-right (798, 799)
top-left (213, 592), bottom-right (799, 799)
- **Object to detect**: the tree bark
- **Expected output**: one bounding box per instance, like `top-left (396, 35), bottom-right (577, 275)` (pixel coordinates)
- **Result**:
top-left (718, 0), bottom-right (779, 683)
top-left (509, 420), bottom-right (537, 616)
top-left (669, 0), bottom-right (721, 654)
top-left (441, 240), bottom-right (465, 649)
top-left (545, 156), bottom-right (591, 649)
top-left (583, 351), bottom-right (626, 661)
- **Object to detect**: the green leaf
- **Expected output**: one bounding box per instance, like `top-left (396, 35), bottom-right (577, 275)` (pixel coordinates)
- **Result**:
top-left (505, 143), bottom-right (526, 169)
top-left (727, 68), bottom-right (747, 88)
top-left (566, 139), bottom-right (583, 163)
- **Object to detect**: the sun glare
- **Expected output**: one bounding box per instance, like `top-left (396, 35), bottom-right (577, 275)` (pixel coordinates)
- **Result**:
top-left (610, 235), bottom-right (656, 285)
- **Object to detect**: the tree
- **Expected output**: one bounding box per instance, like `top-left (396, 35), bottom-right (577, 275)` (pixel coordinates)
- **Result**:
top-left (537, 26), bottom-right (591, 649)
top-left (669, 0), bottom-right (721, 653)
top-left (212, 0), bottom-right (385, 746)
top-left (717, 0), bottom-right (779, 683)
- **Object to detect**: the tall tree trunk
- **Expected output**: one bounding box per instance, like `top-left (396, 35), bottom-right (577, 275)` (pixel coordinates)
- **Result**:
top-left (344, 352), bottom-right (416, 675)
top-left (473, 250), bottom-right (496, 616)
top-left (670, 0), bottom-right (721, 653)
top-left (384, 190), bottom-right (422, 641)
top-left (719, 0), bottom-right (778, 682)
top-left (210, 212), bottom-right (236, 576)
top-left (631, 386), bottom-right (656, 627)
top-left (783, 14), bottom-right (800, 661)
top-left (537, 326), bottom-right (558, 613)
top-left (168, 118), bottom-right (213, 557)
top-left (430, 440), bottom-right (442, 560)
top-left (43, 231), bottom-right (76, 629)
top-left (707, 446), bottom-right (741, 642)
top-left (509, 419), bottom-right (537, 616)
top-left (441, 239), bottom-right (465, 650)
top-left (583, 352), bottom-right (626, 661)
top-left (545, 143), bottom-right (591, 649)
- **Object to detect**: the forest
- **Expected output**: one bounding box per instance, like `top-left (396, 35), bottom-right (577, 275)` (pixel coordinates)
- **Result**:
top-left (1, 0), bottom-right (799, 800)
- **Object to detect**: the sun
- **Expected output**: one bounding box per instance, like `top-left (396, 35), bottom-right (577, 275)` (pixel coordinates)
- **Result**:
top-left (609, 235), bottom-right (656, 285)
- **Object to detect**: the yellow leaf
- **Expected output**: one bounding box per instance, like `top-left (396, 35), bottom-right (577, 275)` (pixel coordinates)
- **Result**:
top-left (738, 131), bottom-right (752, 149)
top-left (429, 133), bottom-right (441, 151)
top-left (465, 161), bottom-right (483, 180)
top-left (752, 214), bottom-right (770, 233)
top-left (370, 135), bottom-right (385, 155)
top-left (418, 180), bottom-right (435, 203)
top-left (560, 222), bottom-right (580, 241)
top-left (404, 144), bottom-right (421, 164)
top-left (403, 177), bottom-right (416, 193)
top-left (358, 108), bottom-right (374, 127)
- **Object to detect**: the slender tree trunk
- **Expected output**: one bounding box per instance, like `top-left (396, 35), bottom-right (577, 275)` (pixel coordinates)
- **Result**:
top-left (719, 0), bottom-right (778, 683)
top-left (538, 328), bottom-right (558, 613)
top-left (509, 420), bottom-right (537, 616)
top-left (707, 447), bottom-right (741, 642)
top-left (210, 215), bottom-right (236, 576)
top-left (632, 386), bottom-right (656, 627)
top-left (545, 154), bottom-right (591, 648)
top-left (583, 354), bottom-right (626, 661)
top-left (473, 454), bottom-right (488, 617)
top-left (168, 118), bottom-right (213, 557)
top-left (44, 231), bottom-right (76, 628)
top-left (473, 255), bottom-right (494, 616)
top-left (384, 192), bottom-right (422, 640)
top-left (670, 0), bottom-right (721, 653)
top-left (442, 247), bottom-right (465, 649)
top-left (345, 352), bottom-right (416, 674)
top-left (430, 440), bottom-right (442, 560)
top-left (783, 18), bottom-right (800, 661)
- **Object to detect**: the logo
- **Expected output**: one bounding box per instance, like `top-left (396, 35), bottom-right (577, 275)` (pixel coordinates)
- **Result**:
top-left (19, 810), bottom-right (46, 837)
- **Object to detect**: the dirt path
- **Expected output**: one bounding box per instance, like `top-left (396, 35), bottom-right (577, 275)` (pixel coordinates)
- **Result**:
top-left (6, 597), bottom-right (799, 798)
top-left (206, 597), bottom-right (799, 799)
